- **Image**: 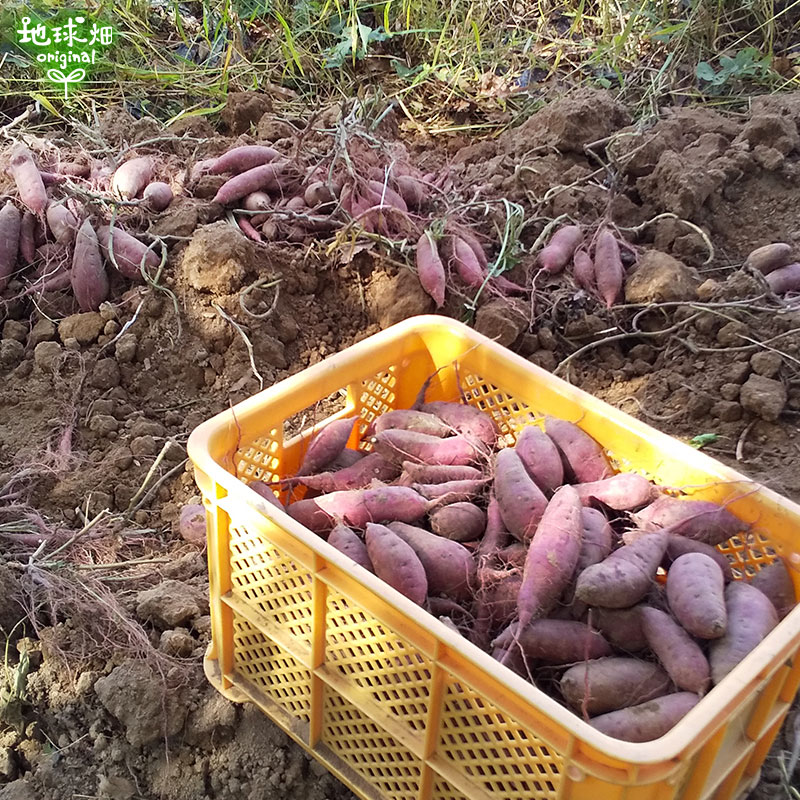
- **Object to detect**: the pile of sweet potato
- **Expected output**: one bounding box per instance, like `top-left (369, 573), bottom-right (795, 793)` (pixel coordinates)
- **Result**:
top-left (246, 398), bottom-right (795, 743)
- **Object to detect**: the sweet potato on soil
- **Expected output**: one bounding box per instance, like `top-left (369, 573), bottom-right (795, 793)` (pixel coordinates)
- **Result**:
top-left (493, 619), bottom-right (612, 665)
top-left (560, 657), bottom-right (671, 715)
top-left (575, 531), bottom-right (668, 609)
top-left (19, 210), bottom-right (36, 266)
top-left (112, 156), bottom-right (153, 200)
top-left (640, 606), bottom-right (710, 694)
top-left (365, 522), bottom-right (427, 605)
top-left (744, 243), bottom-right (793, 274)
top-left (45, 203), bottom-right (79, 244)
top-left (572, 248), bottom-right (596, 291)
top-left (7, 144), bottom-right (47, 215)
top-left (71, 218), bottom-right (109, 312)
top-left (416, 231), bottom-right (446, 308)
top-left (635, 495), bottom-right (746, 545)
top-left (209, 145), bottom-right (280, 175)
top-left (97, 226), bottom-right (160, 280)
top-left (709, 581), bottom-right (778, 684)
top-left (766, 263), bottom-right (800, 294)
top-left (590, 693), bottom-right (700, 742)
top-left (143, 181), bottom-right (174, 211)
top-left (538, 225), bottom-right (583, 274)
top-left (750, 560), bottom-right (796, 619)
top-left (450, 236), bottom-right (486, 287)
top-left (0, 201), bottom-right (21, 292)
top-left (213, 162), bottom-right (294, 205)
top-left (593, 229), bottom-right (624, 308)
top-left (544, 416), bottom-right (612, 483)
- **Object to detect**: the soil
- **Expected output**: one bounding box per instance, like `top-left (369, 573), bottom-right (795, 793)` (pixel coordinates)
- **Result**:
top-left (1, 88), bottom-right (799, 799)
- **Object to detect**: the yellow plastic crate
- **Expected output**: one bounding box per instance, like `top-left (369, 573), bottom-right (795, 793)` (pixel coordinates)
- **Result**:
top-left (187, 315), bottom-right (800, 800)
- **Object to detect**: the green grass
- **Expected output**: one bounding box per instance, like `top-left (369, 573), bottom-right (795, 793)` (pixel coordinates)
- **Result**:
top-left (0, 0), bottom-right (798, 127)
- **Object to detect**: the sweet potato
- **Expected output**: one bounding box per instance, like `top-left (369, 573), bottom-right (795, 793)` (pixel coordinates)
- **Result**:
top-left (97, 226), bottom-right (160, 280)
top-left (210, 145), bottom-right (280, 175)
top-left (766, 263), bottom-right (800, 294)
top-left (514, 425), bottom-right (564, 494)
top-left (237, 216), bottom-right (262, 242)
top-left (561, 657), bottom-right (671, 715)
top-left (330, 448), bottom-right (366, 470)
top-left (54, 160), bottom-right (90, 178)
top-left (243, 191), bottom-right (272, 212)
top-left (296, 417), bottom-right (356, 477)
top-left (19, 210), bottom-right (36, 266)
top-left (538, 225), bottom-right (583, 274)
top-left (289, 451), bottom-right (400, 492)
top-left (494, 542), bottom-right (527, 569)
top-left (544, 416), bottom-right (612, 483)
top-left (420, 402), bottom-right (499, 446)
top-left (476, 567), bottom-right (523, 633)
top-left (493, 449), bottom-right (548, 542)
top-left (593, 229), bottom-right (624, 308)
top-left (574, 473), bottom-right (656, 511)
top-left (493, 619), bottom-right (612, 665)
top-left (247, 479), bottom-right (284, 509)
top-left (572, 248), bottom-right (596, 291)
top-left (71, 219), bottom-right (108, 311)
top-left (394, 175), bottom-right (425, 210)
top-left (374, 429), bottom-right (482, 467)
top-left (667, 553), bottom-right (727, 639)
top-left (365, 180), bottom-right (408, 213)
top-left (640, 606), bottom-right (710, 694)
top-left (389, 521), bottom-right (475, 601)
top-left (45, 203), bottom-right (79, 244)
top-left (750, 560), bottom-right (796, 619)
top-left (476, 491), bottom-right (511, 559)
top-left (112, 156), bottom-right (153, 199)
top-left (303, 181), bottom-right (335, 208)
top-left (373, 409), bottom-right (451, 438)
top-left (590, 692), bottom-right (700, 742)
top-left (413, 480), bottom-right (486, 503)
top-left (635, 495), bottom-right (746, 545)
top-left (416, 231), bottom-right (446, 308)
top-left (0, 201), bottom-right (21, 292)
top-left (575, 531), bottom-right (668, 608)
top-left (429, 502), bottom-right (486, 542)
top-left (709, 581), bottom-right (778, 684)
top-left (213, 162), bottom-right (294, 205)
top-left (664, 534), bottom-right (733, 582)
top-left (365, 522), bottom-right (427, 604)
top-left (744, 242), bottom-right (793, 274)
top-left (400, 462), bottom-right (483, 484)
top-left (328, 523), bottom-right (373, 572)
top-left (450, 236), bottom-right (486, 287)
top-left (588, 606), bottom-right (648, 652)
top-left (143, 181), bottom-right (174, 211)
top-left (516, 485), bottom-right (583, 630)
top-left (7, 144), bottom-right (47, 215)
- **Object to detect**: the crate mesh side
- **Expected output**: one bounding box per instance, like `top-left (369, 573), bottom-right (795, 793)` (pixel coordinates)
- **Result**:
top-left (459, 372), bottom-right (537, 445)
top-left (357, 368), bottom-right (398, 443)
top-left (235, 429), bottom-right (282, 483)
top-left (229, 524), bottom-right (313, 647)
top-left (233, 614), bottom-right (312, 721)
top-left (326, 593), bottom-right (431, 734)
top-left (322, 689), bottom-right (422, 800)
top-left (439, 678), bottom-right (562, 800)
top-left (719, 530), bottom-right (781, 578)
top-left (431, 775), bottom-right (471, 800)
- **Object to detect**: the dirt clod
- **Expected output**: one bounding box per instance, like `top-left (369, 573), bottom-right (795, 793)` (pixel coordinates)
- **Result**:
top-left (221, 91), bottom-right (273, 135)
top-left (750, 351), bottom-right (783, 378)
top-left (181, 222), bottom-right (251, 294)
top-left (365, 267), bottom-right (433, 328)
top-left (624, 250), bottom-right (699, 303)
top-left (0, 340), bottom-right (24, 368)
top-left (33, 341), bottom-right (61, 371)
top-left (90, 358), bottom-right (121, 390)
top-left (740, 374), bottom-right (787, 421)
top-left (475, 298), bottom-right (529, 346)
top-left (2, 321), bottom-right (27, 343)
top-left (58, 312), bottom-right (104, 345)
top-left (136, 580), bottom-right (203, 628)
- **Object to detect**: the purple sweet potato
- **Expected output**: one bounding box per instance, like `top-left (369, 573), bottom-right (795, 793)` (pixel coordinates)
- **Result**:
top-left (400, 462), bottom-right (483, 484)
top-left (493, 449), bottom-right (548, 542)
top-left (111, 156), bottom-right (153, 199)
top-left (179, 504), bottom-right (207, 545)
top-left (19, 210), bottom-right (36, 265)
top-left (750, 560), bottom-right (796, 619)
top-left (476, 567), bottom-right (523, 632)
top-left (574, 473), bottom-right (656, 510)
top-left (328, 523), bottom-right (373, 572)
top-left (449, 236), bottom-right (486, 287)
top-left (373, 409), bottom-right (451, 438)
top-left (493, 619), bottom-right (612, 665)
top-left (71, 218), bottom-right (108, 311)
top-left (374, 429), bottom-right (482, 467)
top-left (560, 657), bottom-right (671, 715)
top-left (516, 485), bottom-right (583, 630)
top-left (247, 480), bottom-right (284, 509)
top-left (544, 416), bottom-right (612, 483)
top-left (7, 144), bottom-right (47, 215)
top-left (766, 263), bottom-right (800, 294)
top-left (538, 225), bottom-right (583, 274)
top-left (591, 693), bottom-right (700, 742)
top-left (45, 203), bottom-right (79, 244)
top-left (330, 448), bottom-right (366, 470)
top-left (745, 243), bottom-right (793, 274)
top-left (572, 248), bottom-right (596, 291)
top-left (577, 508), bottom-right (614, 572)
top-left (664, 534), bottom-right (733, 582)
top-left (593, 229), bottom-right (624, 308)
top-left (429, 502), bottom-right (486, 542)
top-left (635, 495), bottom-right (746, 545)
top-left (296, 417), bottom-right (356, 477)
top-left (209, 145), bottom-right (280, 175)
top-left (575, 531), bottom-right (668, 608)
top-left (476, 491), bottom-right (511, 559)
top-left (666, 553), bottom-right (727, 639)
top-left (420, 401), bottom-right (499, 447)
top-left (588, 606), bottom-right (648, 652)
top-left (365, 522), bottom-right (427, 605)
top-left (640, 606), bottom-right (710, 694)
top-left (412, 479), bottom-right (486, 503)
top-left (143, 181), bottom-right (174, 211)
top-left (97, 226), bottom-right (160, 280)
top-left (709, 581), bottom-right (778, 684)
top-left (389, 521), bottom-right (475, 601)
top-left (213, 162), bottom-right (294, 205)
top-left (290, 452), bottom-right (400, 492)
top-left (0, 201), bottom-right (21, 292)
top-left (514, 425), bottom-right (564, 494)
top-left (415, 231), bottom-right (446, 308)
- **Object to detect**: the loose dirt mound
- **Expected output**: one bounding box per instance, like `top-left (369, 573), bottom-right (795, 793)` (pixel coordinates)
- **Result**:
top-left (1, 89), bottom-right (799, 799)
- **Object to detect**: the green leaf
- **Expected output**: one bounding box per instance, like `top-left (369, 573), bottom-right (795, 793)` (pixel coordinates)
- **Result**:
top-left (689, 433), bottom-right (719, 449)
top-left (695, 61), bottom-right (717, 82)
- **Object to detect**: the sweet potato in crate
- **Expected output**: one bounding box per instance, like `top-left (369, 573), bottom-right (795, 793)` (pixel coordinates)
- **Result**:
top-left (187, 315), bottom-right (800, 800)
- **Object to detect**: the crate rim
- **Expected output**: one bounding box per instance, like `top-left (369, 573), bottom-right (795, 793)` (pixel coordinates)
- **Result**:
top-left (187, 313), bottom-right (800, 765)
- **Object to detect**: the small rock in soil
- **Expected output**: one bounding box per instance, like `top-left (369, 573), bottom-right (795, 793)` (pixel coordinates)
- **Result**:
top-left (750, 351), bottom-right (782, 378)
top-left (58, 312), bottom-right (104, 345)
top-left (727, 362), bottom-right (751, 384)
top-left (716, 321), bottom-right (747, 347)
top-left (90, 358), bottom-right (121, 390)
top-left (159, 628), bottom-right (195, 658)
top-left (114, 333), bottom-right (137, 363)
top-left (365, 268), bottom-right (434, 328)
top-left (0, 779), bottom-right (37, 800)
top-left (136, 579), bottom-right (202, 628)
top-left (130, 435), bottom-right (158, 457)
top-left (720, 383), bottom-right (740, 401)
top-left (28, 319), bottom-right (56, 348)
top-left (2, 321), bottom-right (27, 343)
top-left (712, 400), bottom-right (742, 422)
top-left (740, 375), bottom-right (787, 422)
top-left (33, 341), bottom-right (62, 371)
top-left (0, 340), bottom-right (24, 369)
top-left (221, 91), bottom-right (272, 135)
top-left (94, 660), bottom-right (189, 746)
top-left (624, 250), bottom-right (699, 303)
top-left (475, 298), bottom-right (528, 347)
